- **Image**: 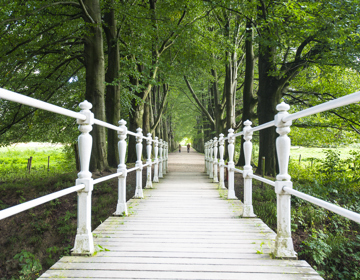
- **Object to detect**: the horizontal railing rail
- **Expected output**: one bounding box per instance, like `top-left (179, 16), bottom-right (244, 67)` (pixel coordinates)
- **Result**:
top-left (0, 87), bottom-right (169, 255)
top-left (204, 89), bottom-right (360, 259)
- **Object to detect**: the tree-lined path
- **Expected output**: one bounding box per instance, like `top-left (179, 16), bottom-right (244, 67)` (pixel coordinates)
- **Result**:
top-left (39, 148), bottom-right (322, 279)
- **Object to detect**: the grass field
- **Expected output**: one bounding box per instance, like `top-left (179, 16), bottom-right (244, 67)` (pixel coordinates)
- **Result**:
top-left (0, 142), bottom-right (75, 180)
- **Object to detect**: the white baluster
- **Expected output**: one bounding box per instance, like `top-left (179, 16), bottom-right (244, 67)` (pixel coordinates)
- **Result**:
top-left (218, 134), bottom-right (226, 189)
top-left (209, 140), bottom-right (214, 179)
top-left (114, 120), bottom-right (128, 216)
top-left (274, 102), bottom-right (297, 259)
top-left (153, 137), bottom-right (159, 183)
top-left (205, 142), bottom-right (208, 174)
top-left (145, 133), bottom-right (153, 189)
top-left (166, 142), bottom-right (169, 172)
top-left (227, 128), bottom-right (237, 199)
top-left (159, 139), bottom-right (163, 178)
top-left (242, 120), bottom-right (256, 217)
top-left (134, 128), bottom-right (144, 199)
top-left (213, 137), bottom-right (219, 183)
top-left (72, 100), bottom-right (94, 255)
top-left (163, 142), bottom-right (167, 175)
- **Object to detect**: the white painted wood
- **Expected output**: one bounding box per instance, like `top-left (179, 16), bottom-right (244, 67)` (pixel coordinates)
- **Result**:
top-left (153, 137), bottom-right (159, 183)
top-left (0, 185), bottom-right (84, 220)
top-left (209, 140), bottom-right (214, 179)
top-left (145, 133), bottom-right (153, 189)
top-left (218, 134), bottom-right (226, 189)
top-left (134, 128), bottom-right (144, 199)
top-left (38, 149), bottom-right (322, 280)
top-left (159, 139), bottom-right (163, 178)
top-left (242, 120), bottom-right (256, 218)
top-left (114, 120), bottom-right (128, 216)
top-left (0, 87), bottom-right (86, 121)
top-left (213, 137), bottom-right (219, 183)
top-left (274, 102), bottom-right (296, 259)
top-left (163, 141), bottom-right (167, 175)
top-left (72, 100), bottom-right (94, 255)
top-left (227, 128), bottom-right (237, 199)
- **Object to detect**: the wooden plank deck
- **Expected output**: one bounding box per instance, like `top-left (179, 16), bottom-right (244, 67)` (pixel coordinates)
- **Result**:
top-left (39, 149), bottom-right (323, 280)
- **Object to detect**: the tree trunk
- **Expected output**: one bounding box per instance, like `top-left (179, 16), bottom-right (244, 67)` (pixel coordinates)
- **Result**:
top-left (104, 2), bottom-right (120, 168)
top-left (82, 0), bottom-right (108, 171)
top-left (238, 20), bottom-right (256, 166)
top-left (127, 100), bottom-right (144, 163)
top-left (256, 45), bottom-right (283, 176)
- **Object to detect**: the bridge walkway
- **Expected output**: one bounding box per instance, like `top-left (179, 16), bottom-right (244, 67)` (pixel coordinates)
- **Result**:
top-left (39, 148), bottom-right (322, 280)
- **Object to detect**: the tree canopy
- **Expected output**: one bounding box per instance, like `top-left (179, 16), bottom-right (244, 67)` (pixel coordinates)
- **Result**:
top-left (0, 0), bottom-right (359, 172)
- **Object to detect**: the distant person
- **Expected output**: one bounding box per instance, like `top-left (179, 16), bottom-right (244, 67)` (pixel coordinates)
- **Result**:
top-left (178, 144), bottom-right (181, 153)
top-left (187, 143), bottom-right (190, 153)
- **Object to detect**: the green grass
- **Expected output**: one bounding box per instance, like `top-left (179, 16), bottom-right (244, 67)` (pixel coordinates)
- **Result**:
top-left (0, 143), bottom-right (75, 181)
top-left (290, 145), bottom-right (359, 162)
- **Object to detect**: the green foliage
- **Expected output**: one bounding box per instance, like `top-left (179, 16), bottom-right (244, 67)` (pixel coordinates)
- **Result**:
top-left (0, 145), bottom-right (75, 181)
top-left (12, 251), bottom-right (42, 280)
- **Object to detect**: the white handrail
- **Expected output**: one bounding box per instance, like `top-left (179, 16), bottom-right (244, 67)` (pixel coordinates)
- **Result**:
top-left (93, 172), bottom-right (123, 185)
top-left (283, 186), bottom-right (360, 224)
top-left (249, 120), bottom-right (275, 133)
top-left (231, 167), bottom-right (244, 174)
top-left (249, 173), bottom-right (276, 187)
top-left (283, 90), bottom-right (360, 123)
top-left (233, 131), bottom-right (244, 138)
top-left (127, 130), bottom-right (138, 137)
top-left (127, 166), bottom-right (139, 173)
top-left (0, 184), bottom-right (85, 220)
top-left (94, 119), bottom-right (124, 132)
top-left (0, 88), bottom-right (86, 121)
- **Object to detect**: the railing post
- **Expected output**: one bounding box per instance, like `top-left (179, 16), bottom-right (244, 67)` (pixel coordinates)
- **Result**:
top-left (153, 137), bottom-right (159, 183)
top-left (209, 140), bottom-right (214, 179)
top-left (163, 142), bottom-right (167, 175)
top-left (242, 120), bottom-right (256, 217)
top-left (114, 119), bottom-right (128, 216)
top-left (205, 142), bottom-right (208, 174)
top-left (134, 128), bottom-right (144, 199)
top-left (166, 142), bottom-right (169, 172)
top-left (218, 134), bottom-right (226, 189)
top-left (159, 139), bottom-right (163, 178)
top-left (145, 133), bottom-right (153, 189)
top-left (274, 102), bottom-right (297, 259)
top-left (213, 137), bottom-right (219, 183)
top-left (227, 128), bottom-right (237, 199)
top-left (72, 100), bottom-right (94, 255)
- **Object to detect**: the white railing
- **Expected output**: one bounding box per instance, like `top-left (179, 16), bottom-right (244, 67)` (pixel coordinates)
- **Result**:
top-left (205, 90), bottom-right (360, 259)
top-left (0, 88), bottom-right (169, 255)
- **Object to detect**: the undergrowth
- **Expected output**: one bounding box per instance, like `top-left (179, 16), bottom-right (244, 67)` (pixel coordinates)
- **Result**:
top-left (235, 149), bottom-right (360, 280)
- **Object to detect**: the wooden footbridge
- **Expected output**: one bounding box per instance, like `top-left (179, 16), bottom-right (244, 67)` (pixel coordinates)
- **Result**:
top-left (3, 88), bottom-right (360, 280)
top-left (39, 148), bottom-right (322, 280)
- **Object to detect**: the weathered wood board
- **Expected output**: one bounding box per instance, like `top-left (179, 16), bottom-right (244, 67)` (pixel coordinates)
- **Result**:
top-left (39, 150), bottom-right (323, 280)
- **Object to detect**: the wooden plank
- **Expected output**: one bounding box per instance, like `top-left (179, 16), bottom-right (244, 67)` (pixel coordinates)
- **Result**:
top-left (38, 151), bottom-right (323, 280)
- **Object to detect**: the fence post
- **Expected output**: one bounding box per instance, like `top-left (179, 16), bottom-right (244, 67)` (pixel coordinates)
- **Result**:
top-left (159, 139), bottom-right (163, 178)
top-left (72, 100), bottom-right (94, 255)
top-left (227, 128), bottom-right (237, 199)
top-left (163, 142), bottom-right (167, 175)
top-left (166, 142), bottom-right (169, 172)
top-left (114, 119), bottom-right (128, 216)
top-left (209, 140), bottom-right (214, 179)
top-left (145, 133), bottom-right (153, 189)
top-left (274, 102), bottom-right (297, 259)
top-left (218, 134), bottom-right (226, 189)
top-left (213, 137), bottom-right (219, 183)
top-left (134, 128), bottom-right (144, 199)
top-left (242, 120), bottom-right (256, 217)
top-left (205, 142), bottom-right (208, 174)
top-left (153, 137), bottom-right (159, 183)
